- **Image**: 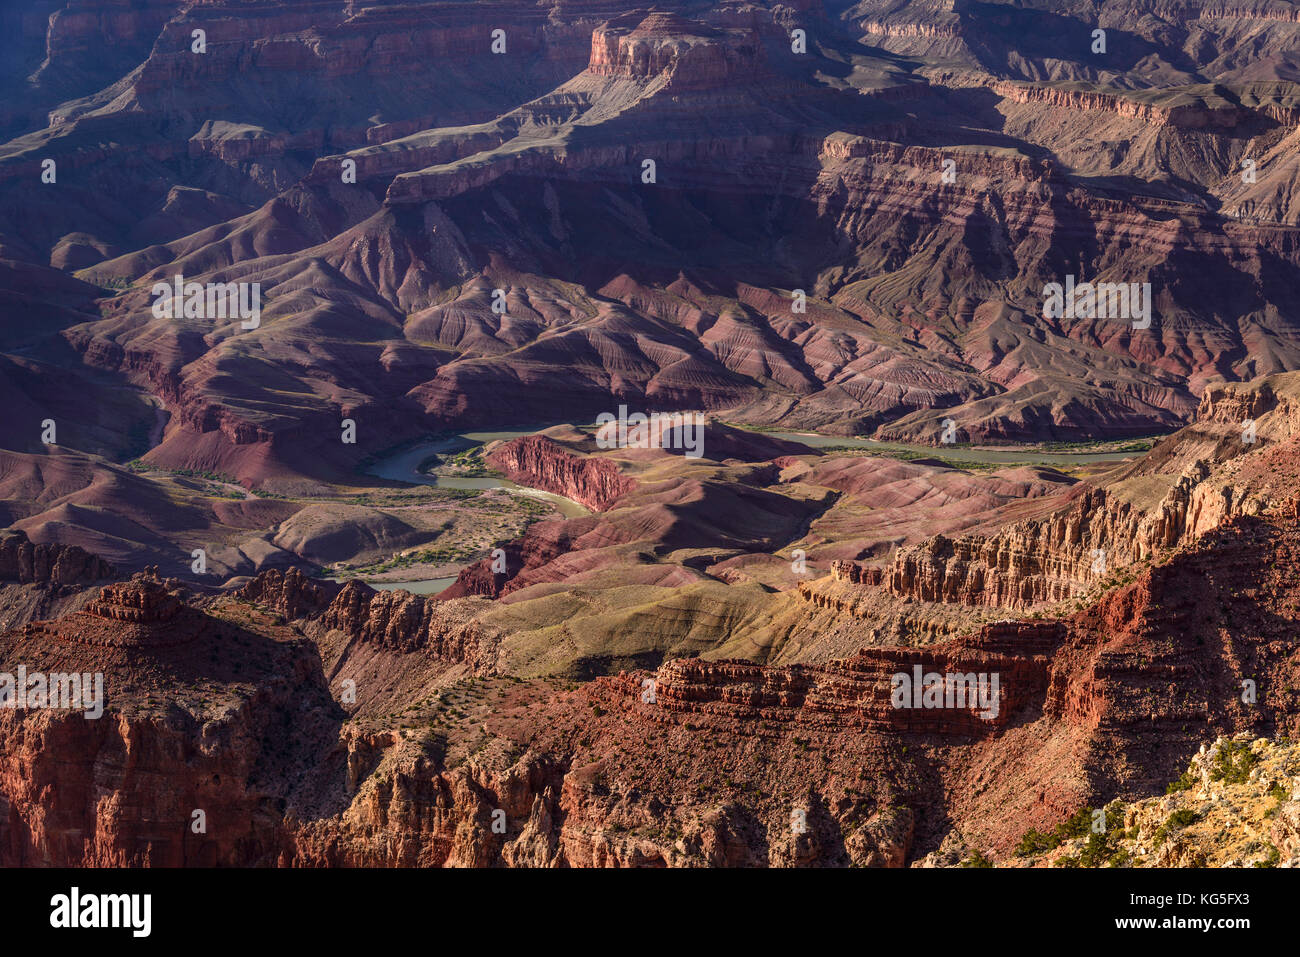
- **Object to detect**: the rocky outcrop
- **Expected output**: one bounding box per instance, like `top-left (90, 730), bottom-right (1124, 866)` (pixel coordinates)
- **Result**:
top-left (860, 20), bottom-right (959, 40)
top-left (1002, 735), bottom-right (1300, 868)
top-left (986, 79), bottom-right (1248, 129)
top-left (0, 706), bottom-right (289, 866)
top-left (238, 567), bottom-right (499, 672)
top-left (20, 570), bottom-right (206, 649)
top-left (237, 566), bottom-right (340, 620)
top-left (317, 580), bottom-right (499, 670)
top-left (869, 475), bottom-right (1193, 609)
top-left (830, 560), bottom-right (881, 586)
top-left (638, 620), bottom-right (1063, 736)
top-left (0, 532), bottom-right (116, 632)
top-left (0, 531), bottom-right (113, 587)
top-left (83, 573), bottom-right (181, 625)
top-left (7, 489), bottom-right (1300, 866)
top-left (284, 741), bottom-right (573, 867)
top-left (840, 375), bottom-right (1300, 611)
top-left (0, 605), bottom-right (342, 866)
top-left (1196, 378), bottom-right (1290, 430)
top-left (587, 12), bottom-right (776, 90)
top-left (487, 436), bottom-right (634, 512)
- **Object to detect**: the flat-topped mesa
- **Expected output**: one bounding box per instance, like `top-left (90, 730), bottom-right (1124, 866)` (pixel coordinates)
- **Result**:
top-left (587, 12), bottom-right (773, 90)
top-left (84, 569), bottom-right (184, 625)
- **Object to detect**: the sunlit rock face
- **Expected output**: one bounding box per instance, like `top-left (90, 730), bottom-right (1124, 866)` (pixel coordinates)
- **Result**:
top-left (7, 0), bottom-right (1300, 868)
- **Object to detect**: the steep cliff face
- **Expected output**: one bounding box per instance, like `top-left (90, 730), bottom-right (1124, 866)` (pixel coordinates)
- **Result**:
top-left (237, 567), bottom-right (500, 669)
top-left (235, 566), bottom-right (339, 620)
top-left (486, 436), bottom-right (634, 512)
top-left (875, 474), bottom-right (1210, 609)
top-left (644, 620), bottom-right (1063, 736)
top-left (0, 531), bottom-right (116, 632)
top-left (284, 742), bottom-right (576, 867)
top-left (6, 483), bottom-right (1300, 866)
top-left (587, 11), bottom-right (777, 90)
top-left (9, 0), bottom-right (604, 149)
top-left (0, 572), bottom-right (345, 866)
top-left (0, 531), bottom-right (114, 587)
top-left (831, 374), bottom-right (1300, 611)
top-left (316, 580), bottom-right (499, 669)
top-left (983, 79), bottom-right (1247, 129)
top-left (378, 5), bottom-right (817, 206)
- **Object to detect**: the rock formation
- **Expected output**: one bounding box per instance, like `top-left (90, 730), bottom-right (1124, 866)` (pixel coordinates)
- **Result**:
top-left (7, 0), bottom-right (1300, 872)
top-left (14, 1), bottom-right (1300, 489)
top-left (0, 531), bottom-right (113, 588)
top-left (821, 373), bottom-right (1300, 611)
top-left (5, 472), bottom-right (1300, 866)
top-left (487, 436), bottom-right (635, 511)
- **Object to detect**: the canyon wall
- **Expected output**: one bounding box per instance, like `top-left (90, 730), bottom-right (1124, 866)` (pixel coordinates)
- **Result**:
top-left (831, 376), bottom-right (1300, 611)
top-left (486, 436), bottom-right (635, 512)
top-left (639, 620), bottom-right (1064, 736)
top-left (0, 531), bottom-right (116, 632)
top-left (0, 531), bottom-right (114, 587)
top-left (5, 492), bottom-right (1300, 866)
top-left (239, 567), bottom-right (500, 670)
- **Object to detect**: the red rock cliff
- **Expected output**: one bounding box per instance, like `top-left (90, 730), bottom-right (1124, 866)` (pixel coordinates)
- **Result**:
top-left (487, 436), bottom-right (635, 512)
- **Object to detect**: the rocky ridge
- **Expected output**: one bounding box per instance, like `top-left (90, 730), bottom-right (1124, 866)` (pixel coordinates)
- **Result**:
top-left (7, 466), bottom-right (1300, 866)
top-left (827, 373), bottom-right (1300, 612)
top-left (486, 436), bottom-right (635, 512)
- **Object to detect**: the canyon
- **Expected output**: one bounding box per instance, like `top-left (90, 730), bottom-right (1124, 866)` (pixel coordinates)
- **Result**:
top-left (8, 0), bottom-right (1300, 494)
top-left (4, 0), bottom-right (1300, 869)
top-left (3, 371), bottom-right (1300, 866)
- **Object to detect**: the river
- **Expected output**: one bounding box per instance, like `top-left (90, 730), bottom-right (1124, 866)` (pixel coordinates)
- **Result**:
top-left (350, 430), bottom-right (589, 595)
top-left (365, 430), bottom-right (591, 518)
top-left (356, 424), bottom-right (1150, 595)
top-left (758, 431), bottom-right (1154, 466)
top-left (339, 576), bottom-right (459, 595)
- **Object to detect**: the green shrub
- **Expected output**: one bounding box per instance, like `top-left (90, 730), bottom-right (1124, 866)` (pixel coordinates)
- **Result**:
top-left (1254, 844), bottom-right (1281, 868)
top-left (1152, 809), bottom-right (1199, 850)
top-left (1013, 807), bottom-right (1093, 857)
top-left (1209, 741), bottom-right (1259, 785)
